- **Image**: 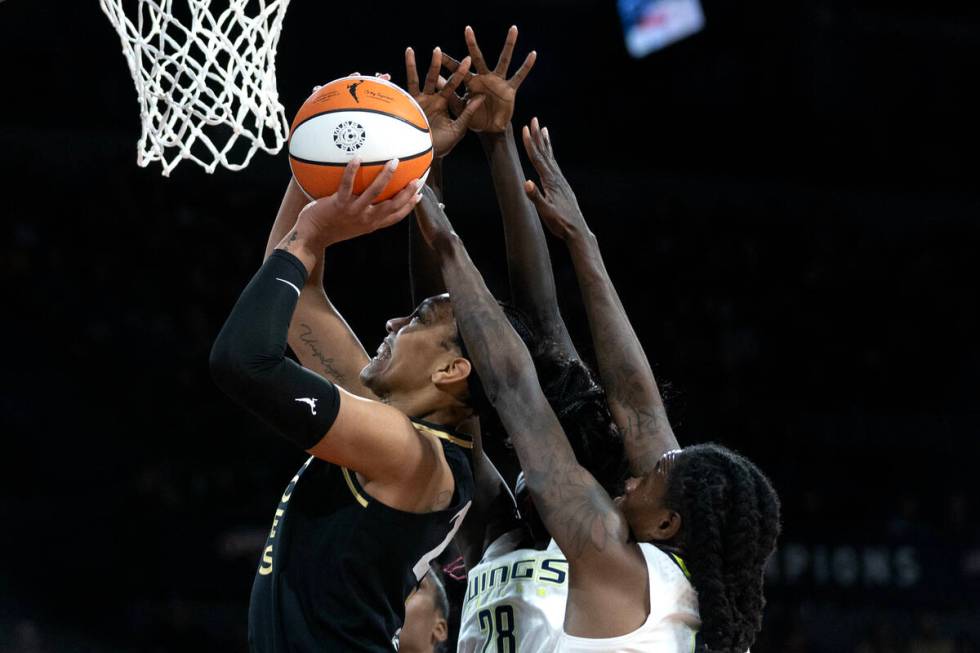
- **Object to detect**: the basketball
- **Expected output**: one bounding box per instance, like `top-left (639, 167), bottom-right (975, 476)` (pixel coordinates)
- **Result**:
top-left (288, 75), bottom-right (433, 202)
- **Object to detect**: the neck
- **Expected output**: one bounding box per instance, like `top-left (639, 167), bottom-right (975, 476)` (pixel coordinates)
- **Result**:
top-left (386, 390), bottom-right (469, 428)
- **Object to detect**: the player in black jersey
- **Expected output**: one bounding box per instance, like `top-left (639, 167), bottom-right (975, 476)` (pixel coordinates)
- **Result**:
top-left (209, 57), bottom-right (508, 653)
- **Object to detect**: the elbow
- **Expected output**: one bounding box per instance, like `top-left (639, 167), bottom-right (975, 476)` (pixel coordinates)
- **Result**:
top-left (209, 323), bottom-right (285, 400)
top-left (208, 325), bottom-right (261, 397)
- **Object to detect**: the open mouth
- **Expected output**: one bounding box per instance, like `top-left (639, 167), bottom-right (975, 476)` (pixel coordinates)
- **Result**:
top-left (374, 338), bottom-right (393, 361)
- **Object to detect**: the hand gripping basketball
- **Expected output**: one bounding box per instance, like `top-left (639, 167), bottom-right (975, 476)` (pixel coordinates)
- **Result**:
top-left (295, 159), bottom-right (422, 249)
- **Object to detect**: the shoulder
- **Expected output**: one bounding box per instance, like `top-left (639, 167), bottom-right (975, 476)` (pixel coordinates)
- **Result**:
top-left (639, 544), bottom-right (691, 584)
top-left (412, 419), bottom-right (475, 486)
top-left (412, 418), bottom-right (474, 446)
top-left (638, 544), bottom-right (699, 622)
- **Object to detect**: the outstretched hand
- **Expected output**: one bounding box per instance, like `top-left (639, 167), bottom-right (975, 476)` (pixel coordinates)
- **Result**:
top-left (405, 47), bottom-right (485, 157)
top-left (442, 25), bottom-right (536, 133)
top-left (521, 118), bottom-right (588, 241)
top-left (293, 159), bottom-right (421, 249)
top-left (413, 185), bottom-right (458, 253)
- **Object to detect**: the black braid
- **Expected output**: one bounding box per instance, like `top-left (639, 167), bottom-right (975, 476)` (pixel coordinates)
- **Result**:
top-left (531, 339), bottom-right (627, 496)
top-left (663, 444), bottom-right (781, 653)
top-left (456, 302), bottom-right (627, 496)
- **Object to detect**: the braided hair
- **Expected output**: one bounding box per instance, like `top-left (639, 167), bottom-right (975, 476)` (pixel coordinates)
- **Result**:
top-left (663, 444), bottom-right (781, 653)
top-left (455, 303), bottom-right (627, 496)
top-left (531, 339), bottom-right (627, 496)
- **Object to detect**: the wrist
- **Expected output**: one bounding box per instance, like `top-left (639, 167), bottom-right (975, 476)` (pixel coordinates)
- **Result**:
top-left (478, 124), bottom-right (511, 150)
top-left (565, 227), bottom-right (597, 252)
top-left (276, 228), bottom-right (326, 275)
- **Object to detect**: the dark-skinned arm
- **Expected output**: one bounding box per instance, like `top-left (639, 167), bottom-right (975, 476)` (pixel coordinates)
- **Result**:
top-left (522, 119), bottom-right (679, 475)
top-left (263, 177), bottom-right (378, 398)
top-left (404, 47), bottom-right (480, 303)
top-left (409, 157), bottom-right (446, 303)
top-left (443, 25), bottom-right (577, 355)
top-left (479, 124), bottom-right (578, 356)
top-left (414, 186), bottom-right (649, 635)
top-left (404, 46), bottom-right (518, 564)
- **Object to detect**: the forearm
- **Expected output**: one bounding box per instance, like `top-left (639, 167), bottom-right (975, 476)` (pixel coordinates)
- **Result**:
top-left (266, 180), bottom-right (329, 304)
top-left (436, 237), bottom-right (580, 502)
top-left (267, 182), bottom-right (374, 395)
top-left (264, 177), bottom-right (310, 260)
top-left (287, 291), bottom-right (373, 396)
top-left (480, 126), bottom-right (575, 352)
top-left (210, 248), bottom-right (341, 449)
top-left (566, 232), bottom-right (678, 475)
top-left (437, 233), bottom-right (626, 561)
top-left (409, 159), bottom-right (447, 304)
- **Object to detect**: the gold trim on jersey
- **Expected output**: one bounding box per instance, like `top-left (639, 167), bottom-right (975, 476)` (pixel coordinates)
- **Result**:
top-left (669, 552), bottom-right (692, 580)
top-left (413, 422), bottom-right (473, 449)
top-left (342, 467), bottom-right (369, 508)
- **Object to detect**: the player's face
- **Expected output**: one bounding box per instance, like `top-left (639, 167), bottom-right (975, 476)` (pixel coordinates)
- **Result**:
top-left (398, 574), bottom-right (447, 653)
top-left (361, 294), bottom-right (462, 397)
top-left (615, 449), bottom-right (683, 541)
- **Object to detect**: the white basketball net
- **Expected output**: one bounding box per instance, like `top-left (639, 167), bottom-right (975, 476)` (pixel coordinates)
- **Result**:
top-left (99, 0), bottom-right (291, 176)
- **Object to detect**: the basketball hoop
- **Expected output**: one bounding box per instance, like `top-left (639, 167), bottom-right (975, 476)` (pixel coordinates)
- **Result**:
top-left (99, 0), bottom-right (292, 176)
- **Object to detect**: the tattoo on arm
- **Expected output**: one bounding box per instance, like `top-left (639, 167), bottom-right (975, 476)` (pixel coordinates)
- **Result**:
top-left (527, 448), bottom-right (627, 558)
top-left (438, 242), bottom-right (627, 561)
top-left (571, 240), bottom-right (677, 475)
top-left (481, 128), bottom-right (577, 357)
top-left (297, 322), bottom-right (346, 384)
top-left (280, 229), bottom-right (300, 253)
top-left (434, 489), bottom-right (453, 510)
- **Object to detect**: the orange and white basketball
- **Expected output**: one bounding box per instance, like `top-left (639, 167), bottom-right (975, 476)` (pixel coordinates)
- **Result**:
top-left (288, 76), bottom-right (432, 202)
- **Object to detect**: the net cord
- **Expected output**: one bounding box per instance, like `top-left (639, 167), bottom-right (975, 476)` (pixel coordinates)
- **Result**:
top-left (99, 0), bottom-right (291, 176)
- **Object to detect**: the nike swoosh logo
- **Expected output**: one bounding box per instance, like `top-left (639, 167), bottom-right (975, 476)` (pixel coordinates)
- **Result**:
top-left (276, 277), bottom-right (301, 297)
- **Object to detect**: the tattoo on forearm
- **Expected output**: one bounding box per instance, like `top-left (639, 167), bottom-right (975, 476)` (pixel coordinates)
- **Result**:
top-left (576, 249), bottom-right (674, 473)
top-left (445, 252), bottom-right (627, 559)
top-left (283, 230), bottom-right (299, 252)
top-left (532, 453), bottom-right (625, 558)
top-left (297, 323), bottom-right (346, 383)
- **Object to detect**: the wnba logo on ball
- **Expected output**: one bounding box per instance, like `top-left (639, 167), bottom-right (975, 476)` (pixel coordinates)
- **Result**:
top-left (333, 121), bottom-right (366, 153)
top-left (347, 80), bottom-right (364, 102)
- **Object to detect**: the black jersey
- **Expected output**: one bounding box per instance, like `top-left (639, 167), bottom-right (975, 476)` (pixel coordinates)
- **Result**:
top-left (248, 418), bottom-right (474, 653)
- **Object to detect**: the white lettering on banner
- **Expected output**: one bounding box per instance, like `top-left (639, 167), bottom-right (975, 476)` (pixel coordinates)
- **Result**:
top-left (767, 543), bottom-right (922, 588)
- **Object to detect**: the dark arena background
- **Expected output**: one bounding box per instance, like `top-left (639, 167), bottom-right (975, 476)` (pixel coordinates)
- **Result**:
top-left (2, 1), bottom-right (979, 651)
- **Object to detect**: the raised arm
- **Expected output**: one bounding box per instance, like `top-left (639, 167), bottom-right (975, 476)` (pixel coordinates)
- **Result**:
top-left (480, 125), bottom-right (579, 355)
top-left (522, 119), bottom-right (679, 475)
top-left (403, 47), bottom-right (482, 304)
top-left (404, 46), bottom-right (522, 563)
top-left (212, 163), bottom-right (456, 514)
top-left (409, 158), bottom-right (446, 303)
top-left (442, 28), bottom-right (578, 356)
top-left (263, 177), bottom-right (377, 398)
top-left (413, 186), bottom-right (648, 606)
